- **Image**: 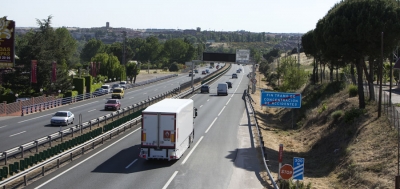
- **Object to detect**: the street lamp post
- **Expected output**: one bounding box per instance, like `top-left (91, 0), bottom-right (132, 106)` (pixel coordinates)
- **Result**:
top-left (40, 88), bottom-right (43, 96)
top-left (58, 90), bottom-right (61, 97)
top-left (15, 94), bottom-right (18, 102)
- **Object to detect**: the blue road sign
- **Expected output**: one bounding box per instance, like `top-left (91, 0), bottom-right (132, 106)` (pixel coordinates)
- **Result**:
top-left (293, 157), bottom-right (304, 180)
top-left (260, 91), bottom-right (301, 108)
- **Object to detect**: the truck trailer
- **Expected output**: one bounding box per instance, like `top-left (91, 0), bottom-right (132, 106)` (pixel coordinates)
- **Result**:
top-left (139, 99), bottom-right (198, 160)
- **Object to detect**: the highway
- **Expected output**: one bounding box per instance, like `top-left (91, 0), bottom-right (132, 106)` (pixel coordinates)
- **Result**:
top-left (25, 64), bottom-right (256, 189)
top-left (0, 65), bottom-right (222, 152)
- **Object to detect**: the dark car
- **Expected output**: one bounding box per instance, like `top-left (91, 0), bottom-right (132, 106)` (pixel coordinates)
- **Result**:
top-left (194, 69), bottom-right (199, 73)
top-left (226, 81), bottom-right (232, 89)
top-left (105, 99), bottom-right (121, 111)
top-left (189, 72), bottom-right (195, 77)
top-left (202, 71), bottom-right (206, 75)
top-left (200, 85), bottom-right (210, 93)
top-left (232, 73), bottom-right (238, 79)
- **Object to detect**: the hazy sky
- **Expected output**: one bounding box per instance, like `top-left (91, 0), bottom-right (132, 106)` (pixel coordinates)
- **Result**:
top-left (4, 0), bottom-right (341, 33)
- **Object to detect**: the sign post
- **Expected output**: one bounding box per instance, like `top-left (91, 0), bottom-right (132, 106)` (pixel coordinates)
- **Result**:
top-left (278, 144), bottom-right (283, 179)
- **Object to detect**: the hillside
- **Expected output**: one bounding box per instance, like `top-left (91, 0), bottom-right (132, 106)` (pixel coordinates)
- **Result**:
top-left (251, 77), bottom-right (398, 188)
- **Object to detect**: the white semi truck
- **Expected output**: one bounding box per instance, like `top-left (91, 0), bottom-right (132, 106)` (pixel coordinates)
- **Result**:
top-left (139, 99), bottom-right (198, 160)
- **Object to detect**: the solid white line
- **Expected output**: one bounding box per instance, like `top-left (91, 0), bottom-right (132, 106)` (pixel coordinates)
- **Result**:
top-left (205, 118), bottom-right (217, 133)
top-left (9, 131), bottom-right (26, 137)
top-left (218, 106), bottom-right (226, 116)
top-left (181, 136), bottom-right (204, 165)
top-left (226, 98), bottom-right (231, 105)
top-left (0, 125), bottom-right (7, 129)
top-left (143, 93), bottom-right (147, 95)
top-left (207, 99), bottom-right (210, 101)
top-left (69, 101), bottom-right (99, 110)
top-left (88, 109), bottom-right (96, 112)
top-left (125, 159), bottom-right (138, 169)
top-left (199, 105), bottom-right (203, 108)
top-left (18, 113), bottom-right (55, 123)
top-left (129, 97), bottom-right (135, 99)
top-left (162, 171), bottom-right (179, 189)
top-left (34, 128), bottom-right (141, 189)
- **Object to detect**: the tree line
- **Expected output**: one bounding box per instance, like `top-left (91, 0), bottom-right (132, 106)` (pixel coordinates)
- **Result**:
top-left (301, 0), bottom-right (400, 109)
top-left (1, 16), bottom-right (200, 99)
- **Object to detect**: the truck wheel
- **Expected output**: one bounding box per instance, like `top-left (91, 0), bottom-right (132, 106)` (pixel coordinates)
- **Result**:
top-left (188, 136), bottom-right (191, 148)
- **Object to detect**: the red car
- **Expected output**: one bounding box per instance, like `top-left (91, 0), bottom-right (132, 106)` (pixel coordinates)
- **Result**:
top-left (105, 99), bottom-right (121, 111)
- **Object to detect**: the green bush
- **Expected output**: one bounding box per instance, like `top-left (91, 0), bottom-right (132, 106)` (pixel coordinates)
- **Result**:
top-left (163, 67), bottom-right (168, 71)
top-left (348, 84), bottom-right (358, 97)
top-left (331, 110), bottom-right (343, 120)
top-left (72, 78), bottom-right (85, 94)
top-left (169, 63), bottom-right (179, 71)
top-left (344, 108), bottom-right (364, 123)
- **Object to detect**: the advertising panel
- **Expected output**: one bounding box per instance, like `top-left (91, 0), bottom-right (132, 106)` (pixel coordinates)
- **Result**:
top-left (0, 17), bottom-right (15, 68)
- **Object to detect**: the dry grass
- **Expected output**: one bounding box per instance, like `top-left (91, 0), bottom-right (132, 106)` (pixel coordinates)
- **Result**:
top-left (250, 71), bottom-right (397, 189)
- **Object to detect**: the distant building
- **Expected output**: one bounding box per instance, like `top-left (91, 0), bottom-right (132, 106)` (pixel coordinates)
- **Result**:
top-left (106, 22), bottom-right (109, 28)
top-left (196, 27), bottom-right (201, 32)
top-left (183, 29), bottom-right (196, 35)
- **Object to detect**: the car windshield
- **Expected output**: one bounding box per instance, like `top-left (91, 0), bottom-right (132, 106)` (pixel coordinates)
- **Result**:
top-left (101, 86), bottom-right (108, 89)
top-left (54, 112), bottom-right (67, 117)
top-left (113, 89), bottom-right (122, 93)
top-left (112, 84), bottom-right (120, 87)
top-left (107, 100), bottom-right (117, 104)
top-left (119, 82), bottom-right (126, 85)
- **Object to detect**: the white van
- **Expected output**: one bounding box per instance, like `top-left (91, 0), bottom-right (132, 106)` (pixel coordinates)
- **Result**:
top-left (217, 83), bottom-right (228, 96)
top-left (101, 84), bottom-right (111, 94)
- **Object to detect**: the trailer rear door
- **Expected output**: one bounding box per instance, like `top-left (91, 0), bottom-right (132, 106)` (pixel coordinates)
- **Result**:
top-left (159, 114), bottom-right (176, 148)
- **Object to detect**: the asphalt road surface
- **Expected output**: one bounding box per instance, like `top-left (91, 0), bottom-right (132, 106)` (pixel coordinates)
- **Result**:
top-left (25, 64), bottom-right (264, 189)
top-left (0, 65), bottom-right (221, 152)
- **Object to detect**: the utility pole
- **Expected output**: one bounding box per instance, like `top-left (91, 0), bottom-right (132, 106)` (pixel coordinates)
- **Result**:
top-left (378, 32), bottom-right (383, 117)
top-left (297, 36), bottom-right (300, 69)
top-left (122, 31), bottom-right (126, 65)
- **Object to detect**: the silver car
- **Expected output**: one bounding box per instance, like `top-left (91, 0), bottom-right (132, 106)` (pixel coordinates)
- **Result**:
top-left (50, 111), bottom-right (74, 126)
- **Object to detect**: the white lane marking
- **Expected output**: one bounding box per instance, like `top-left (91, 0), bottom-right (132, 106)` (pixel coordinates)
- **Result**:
top-left (205, 118), bottom-right (218, 133)
top-left (226, 98), bottom-right (231, 105)
top-left (143, 93), bottom-right (147, 95)
top-left (181, 136), bottom-right (204, 165)
top-left (190, 94), bottom-right (197, 99)
top-left (162, 171), bottom-right (179, 189)
top-left (218, 106), bottom-right (226, 116)
top-left (207, 99), bottom-right (210, 101)
top-left (18, 112), bottom-right (55, 123)
top-left (0, 125), bottom-right (7, 129)
top-left (34, 128), bottom-right (140, 189)
top-left (10, 131), bottom-right (26, 137)
top-left (88, 109), bottom-right (96, 112)
top-left (154, 89), bottom-right (158, 91)
top-left (125, 159), bottom-right (138, 169)
top-left (129, 97), bottom-right (135, 99)
top-left (199, 105), bottom-right (203, 108)
top-left (69, 101), bottom-right (99, 110)
top-left (127, 91), bottom-right (135, 94)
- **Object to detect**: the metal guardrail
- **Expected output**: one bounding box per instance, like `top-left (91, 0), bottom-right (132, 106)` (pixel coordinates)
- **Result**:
top-left (0, 67), bottom-right (230, 188)
top-left (20, 74), bottom-right (178, 116)
top-left (244, 90), bottom-right (279, 189)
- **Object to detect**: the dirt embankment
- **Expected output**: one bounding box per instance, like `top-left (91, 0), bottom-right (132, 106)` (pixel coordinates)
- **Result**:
top-left (250, 73), bottom-right (397, 188)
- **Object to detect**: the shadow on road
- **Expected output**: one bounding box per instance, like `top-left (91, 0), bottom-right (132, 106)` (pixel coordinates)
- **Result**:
top-left (92, 144), bottom-right (176, 174)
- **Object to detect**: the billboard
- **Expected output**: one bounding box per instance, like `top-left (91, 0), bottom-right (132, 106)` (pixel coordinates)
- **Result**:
top-left (203, 52), bottom-right (236, 62)
top-left (236, 49), bottom-right (250, 63)
top-left (0, 17), bottom-right (15, 68)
